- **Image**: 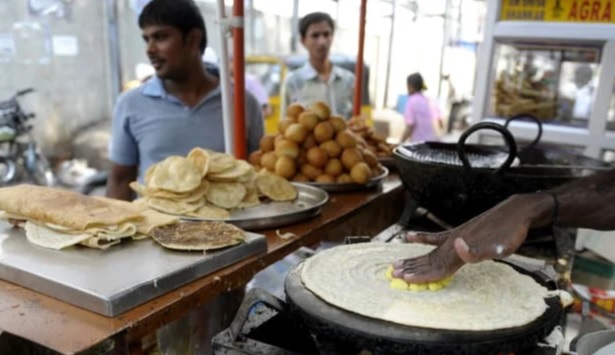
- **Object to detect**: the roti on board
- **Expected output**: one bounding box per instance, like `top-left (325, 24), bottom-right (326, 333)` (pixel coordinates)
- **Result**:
top-left (151, 221), bottom-right (245, 251)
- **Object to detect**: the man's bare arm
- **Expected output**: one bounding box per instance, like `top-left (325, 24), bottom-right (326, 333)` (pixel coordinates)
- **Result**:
top-left (394, 168), bottom-right (615, 283)
top-left (544, 168), bottom-right (615, 230)
top-left (106, 164), bottom-right (138, 201)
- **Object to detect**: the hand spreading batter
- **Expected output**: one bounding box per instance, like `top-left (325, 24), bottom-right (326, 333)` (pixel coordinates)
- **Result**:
top-left (394, 168), bottom-right (615, 283)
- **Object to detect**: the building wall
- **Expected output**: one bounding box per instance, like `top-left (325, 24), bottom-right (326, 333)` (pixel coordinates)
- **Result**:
top-left (0, 1), bottom-right (112, 157)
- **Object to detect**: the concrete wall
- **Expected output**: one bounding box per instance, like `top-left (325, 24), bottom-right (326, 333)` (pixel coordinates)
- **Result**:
top-left (0, 1), bottom-right (112, 158)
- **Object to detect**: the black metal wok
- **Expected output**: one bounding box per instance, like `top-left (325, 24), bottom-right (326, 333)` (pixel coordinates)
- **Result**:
top-left (504, 114), bottom-right (612, 169)
top-left (393, 120), bottom-right (610, 226)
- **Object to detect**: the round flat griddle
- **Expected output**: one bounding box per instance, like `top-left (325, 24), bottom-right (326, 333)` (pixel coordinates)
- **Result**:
top-left (285, 261), bottom-right (563, 355)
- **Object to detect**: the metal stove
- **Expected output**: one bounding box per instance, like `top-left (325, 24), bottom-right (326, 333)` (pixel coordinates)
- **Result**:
top-left (213, 264), bottom-right (566, 355)
top-left (212, 193), bottom-right (574, 355)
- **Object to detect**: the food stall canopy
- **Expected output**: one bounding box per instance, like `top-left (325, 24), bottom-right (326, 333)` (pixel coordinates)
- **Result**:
top-left (500, 0), bottom-right (615, 23)
top-left (471, 0), bottom-right (615, 160)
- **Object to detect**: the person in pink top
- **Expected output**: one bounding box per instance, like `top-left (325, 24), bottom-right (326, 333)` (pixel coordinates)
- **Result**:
top-left (401, 73), bottom-right (443, 143)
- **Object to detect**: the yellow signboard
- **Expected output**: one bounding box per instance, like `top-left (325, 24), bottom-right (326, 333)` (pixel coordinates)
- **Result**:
top-left (501, 0), bottom-right (615, 23)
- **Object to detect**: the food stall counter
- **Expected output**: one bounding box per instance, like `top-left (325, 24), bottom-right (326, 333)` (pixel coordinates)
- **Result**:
top-left (0, 174), bottom-right (403, 355)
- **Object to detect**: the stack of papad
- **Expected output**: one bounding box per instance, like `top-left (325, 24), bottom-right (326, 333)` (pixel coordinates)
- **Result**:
top-left (130, 148), bottom-right (297, 220)
top-left (0, 185), bottom-right (178, 250)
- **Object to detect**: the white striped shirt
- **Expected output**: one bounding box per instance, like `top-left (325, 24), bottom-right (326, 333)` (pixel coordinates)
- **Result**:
top-left (281, 62), bottom-right (355, 119)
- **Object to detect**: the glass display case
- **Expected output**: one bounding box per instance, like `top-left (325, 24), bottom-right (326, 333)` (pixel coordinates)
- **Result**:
top-left (488, 41), bottom-right (602, 127)
top-left (472, 1), bottom-right (615, 159)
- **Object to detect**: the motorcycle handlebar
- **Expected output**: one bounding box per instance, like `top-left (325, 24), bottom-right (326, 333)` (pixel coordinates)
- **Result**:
top-left (15, 88), bottom-right (34, 97)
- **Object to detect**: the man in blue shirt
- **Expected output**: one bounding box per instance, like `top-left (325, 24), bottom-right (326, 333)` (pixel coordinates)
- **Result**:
top-left (105, 1), bottom-right (262, 353)
top-left (107, 0), bottom-right (263, 201)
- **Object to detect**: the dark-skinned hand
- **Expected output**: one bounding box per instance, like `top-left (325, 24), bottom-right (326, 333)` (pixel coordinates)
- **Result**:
top-left (392, 194), bottom-right (552, 283)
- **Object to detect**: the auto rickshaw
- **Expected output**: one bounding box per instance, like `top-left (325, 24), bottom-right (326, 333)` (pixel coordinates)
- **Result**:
top-left (245, 54), bottom-right (372, 135)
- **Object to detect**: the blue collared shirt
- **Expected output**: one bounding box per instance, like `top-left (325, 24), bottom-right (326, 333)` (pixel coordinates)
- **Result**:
top-left (109, 71), bottom-right (264, 181)
top-left (281, 62), bottom-right (355, 119)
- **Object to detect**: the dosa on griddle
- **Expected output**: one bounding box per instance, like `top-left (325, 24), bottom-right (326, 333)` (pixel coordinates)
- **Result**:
top-left (0, 185), bottom-right (142, 230)
top-left (151, 221), bottom-right (245, 251)
top-left (301, 243), bottom-right (550, 331)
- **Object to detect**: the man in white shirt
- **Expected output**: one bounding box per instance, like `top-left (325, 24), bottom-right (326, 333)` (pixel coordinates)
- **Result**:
top-left (281, 12), bottom-right (355, 119)
top-left (560, 64), bottom-right (595, 121)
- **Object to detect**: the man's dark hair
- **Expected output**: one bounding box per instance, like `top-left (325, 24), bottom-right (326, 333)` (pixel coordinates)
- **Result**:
top-left (407, 73), bottom-right (425, 91)
top-left (139, 0), bottom-right (207, 54)
top-left (299, 12), bottom-right (335, 39)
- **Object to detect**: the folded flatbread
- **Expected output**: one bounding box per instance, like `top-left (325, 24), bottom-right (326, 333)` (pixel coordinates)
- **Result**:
top-left (24, 221), bottom-right (92, 250)
top-left (0, 185), bottom-right (179, 250)
top-left (93, 196), bottom-right (180, 235)
top-left (0, 185), bottom-right (143, 230)
top-left (80, 237), bottom-right (122, 250)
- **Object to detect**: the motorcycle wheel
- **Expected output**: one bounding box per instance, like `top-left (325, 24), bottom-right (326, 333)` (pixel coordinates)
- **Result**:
top-left (27, 152), bottom-right (56, 187)
top-left (0, 157), bottom-right (17, 185)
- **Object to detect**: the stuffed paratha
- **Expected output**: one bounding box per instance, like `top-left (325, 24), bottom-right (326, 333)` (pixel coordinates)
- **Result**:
top-left (151, 221), bottom-right (245, 251)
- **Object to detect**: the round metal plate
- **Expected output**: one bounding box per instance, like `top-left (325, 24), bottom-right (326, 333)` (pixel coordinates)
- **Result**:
top-left (180, 183), bottom-right (329, 230)
top-left (304, 167), bottom-right (389, 192)
top-left (285, 261), bottom-right (563, 355)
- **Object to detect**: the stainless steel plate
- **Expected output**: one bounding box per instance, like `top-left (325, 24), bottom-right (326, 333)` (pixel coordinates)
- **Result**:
top-left (0, 223), bottom-right (267, 316)
top-left (181, 183), bottom-right (329, 230)
top-left (304, 167), bottom-right (389, 192)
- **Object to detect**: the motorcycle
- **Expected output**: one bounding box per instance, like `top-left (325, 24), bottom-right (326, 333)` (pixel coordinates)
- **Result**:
top-left (0, 89), bottom-right (55, 186)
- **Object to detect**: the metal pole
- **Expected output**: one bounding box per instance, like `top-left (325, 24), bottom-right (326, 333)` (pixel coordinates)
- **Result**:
top-left (248, 0), bottom-right (255, 54)
top-left (382, 0), bottom-right (396, 108)
top-left (437, 0), bottom-right (452, 97)
top-left (290, 0), bottom-right (299, 53)
top-left (105, 0), bottom-right (121, 104)
top-left (353, 0), bottom-right (368, 117)
top-left (215, 0), bottom-right (235, 156)
top-left (232, 0), bottom-right (247, 159)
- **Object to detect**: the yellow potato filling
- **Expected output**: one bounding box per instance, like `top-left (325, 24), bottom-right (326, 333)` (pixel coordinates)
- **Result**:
top-left (385, 265), bottom-right (452, 292)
